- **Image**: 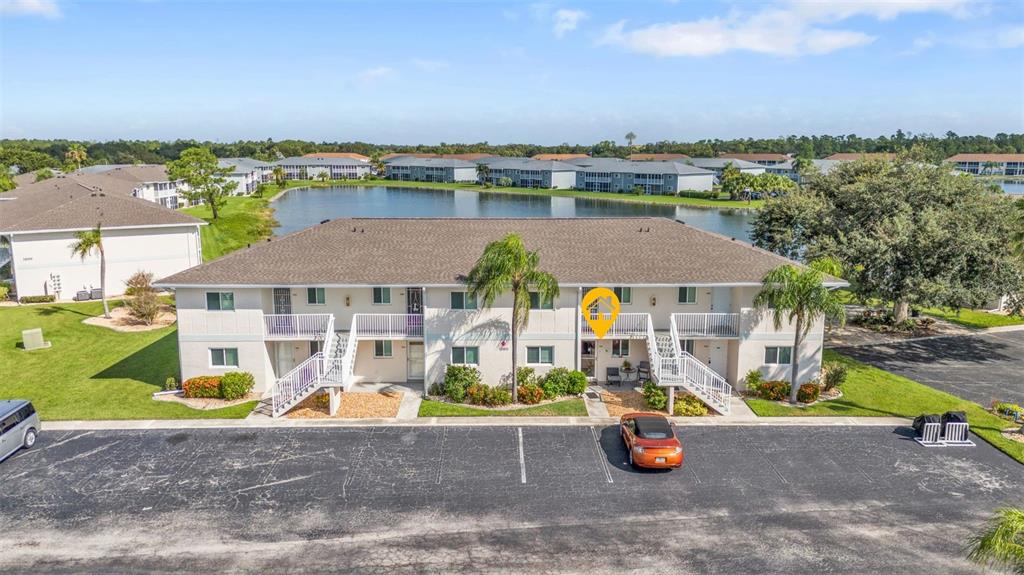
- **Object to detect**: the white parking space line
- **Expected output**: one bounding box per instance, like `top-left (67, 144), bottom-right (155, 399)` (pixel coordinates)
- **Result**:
top-left (517, 427), bottom-right (526, 484)
top-left (589, 426), bottom-right (613, 484)
top-left (435, 427), bottom-right (448, 485)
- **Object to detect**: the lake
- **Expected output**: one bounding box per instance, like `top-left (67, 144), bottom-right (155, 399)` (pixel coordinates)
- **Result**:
top-left (272, 186), bottom-right (756, 241)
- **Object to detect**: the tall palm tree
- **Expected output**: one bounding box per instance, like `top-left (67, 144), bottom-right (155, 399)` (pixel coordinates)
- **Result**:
top-left (272, 166), bottom-right (286, 187)
top-left (753, 259), bottom-right (846, 403)
top-left (476, 163), bottom-right (491, 186)
top-left (69, 224), bottom-right (109, 318)
top-left (466, 234), bottom-right (559, 403)
top-left (967, 507), bottom-right (1024, 574)
top-left (65, 143), bottom-right (88, 171)
top-left (625, 132), bottom-right (637, 148)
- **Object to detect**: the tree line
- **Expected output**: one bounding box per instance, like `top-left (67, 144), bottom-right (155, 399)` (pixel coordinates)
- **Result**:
top-left (2, 130), bottom-right (1023, 173)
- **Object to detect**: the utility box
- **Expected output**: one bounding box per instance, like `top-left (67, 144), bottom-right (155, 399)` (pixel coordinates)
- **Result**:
top-left (22, 328), bottom-right (51, 350)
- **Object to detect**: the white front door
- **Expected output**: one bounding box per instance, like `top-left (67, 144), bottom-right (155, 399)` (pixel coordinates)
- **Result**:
top-left (276, 342), bottom-right (296, 377)
top-left (407, 342), bottom-right (424, 381)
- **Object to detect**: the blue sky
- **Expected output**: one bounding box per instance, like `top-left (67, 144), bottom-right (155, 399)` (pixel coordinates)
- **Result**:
top-left (1, 0), bottom-right (1023, 144)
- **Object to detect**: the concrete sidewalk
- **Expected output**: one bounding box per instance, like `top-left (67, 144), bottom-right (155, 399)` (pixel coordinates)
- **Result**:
top-left (42, 415), bottom-right (912, 431)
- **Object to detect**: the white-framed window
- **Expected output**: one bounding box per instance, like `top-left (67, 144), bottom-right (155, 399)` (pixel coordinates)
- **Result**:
top-left (680, 339), bottom-right (695, 355)
top-left (527, 346), bottom-right (554, 364)
top-left (613, 287), bottom-right (631, 304)
top-left (210, 347), bottom-right (239, 367)
top-left (373, 340), bottom-right (393, 358)
top-left (450, 291), bottom-right (478, 310)
top-left (309, 341), bottom-right (322, 356)
top-left (529, 291), bottom-right (554, 310)
top-left (678, 286), bottom-right (697, 304)
top-left (206, 292), bottom-right (235, 311)
top-left (372, 287), bottom-right (391, 305)
top-left (764, 346), bottom-right (793, 365)
top-left (306, 287), bottom-right (325, 305)
top-left (611, 339), bottom-right (630, 357)
top-left (451, 346), bottom-right (479, 365)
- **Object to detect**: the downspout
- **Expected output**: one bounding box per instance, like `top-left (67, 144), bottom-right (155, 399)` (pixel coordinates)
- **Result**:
top-left (575, 286), bottom-right (581, 371)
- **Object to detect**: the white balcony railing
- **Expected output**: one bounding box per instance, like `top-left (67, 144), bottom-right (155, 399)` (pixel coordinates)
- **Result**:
top-left (581, 312), bottom-right (649, 338)
top-left (671, 313), bottom-right (741, 338)
top-left (263, 313), bottom-right (333, 339)
top-left (354, 313), bottom-right (424, 339)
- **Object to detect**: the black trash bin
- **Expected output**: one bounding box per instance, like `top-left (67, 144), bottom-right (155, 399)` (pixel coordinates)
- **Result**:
top-left (913, 414), bottom-right (940, 436)
top-left (941, 411), bottom-right (967, 433)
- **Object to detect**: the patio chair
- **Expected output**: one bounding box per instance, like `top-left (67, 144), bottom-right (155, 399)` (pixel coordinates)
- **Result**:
top-left (637, 361), bottom-right (651, 382)
top-left (606, 367), bottom-right (621, 386)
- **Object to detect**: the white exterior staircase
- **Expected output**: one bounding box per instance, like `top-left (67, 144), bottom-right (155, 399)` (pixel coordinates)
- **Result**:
top-left (638, 314), bottom-right (732, 415)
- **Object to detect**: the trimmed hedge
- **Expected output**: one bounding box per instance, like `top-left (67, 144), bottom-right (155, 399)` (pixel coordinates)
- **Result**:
top-left (220, 371), bottom-right (255, 400)
top-left (20, 295), bottom-right (56, 304)
top-left (673, 394), bottom-right (709, 416)
top-left (183, 376), bottom-right (222, 399)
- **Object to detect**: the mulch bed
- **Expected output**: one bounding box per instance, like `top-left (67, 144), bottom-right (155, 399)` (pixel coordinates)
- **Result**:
top-left (600, 390), bottom-right (664, 417)
top-left (287, 391), bottom-right (403, 419)
top-left (83, 304), bottom-right (176, 332)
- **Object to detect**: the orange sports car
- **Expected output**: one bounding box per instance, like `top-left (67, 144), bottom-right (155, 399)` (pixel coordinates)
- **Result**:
top-left (620, 413), bottom-right (684, 469)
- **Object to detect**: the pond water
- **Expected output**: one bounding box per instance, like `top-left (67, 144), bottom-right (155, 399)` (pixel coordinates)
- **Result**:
top-left (996, 180), bottom-right (1024, 195)
top-left (272, 186), bottom-right (756, 241)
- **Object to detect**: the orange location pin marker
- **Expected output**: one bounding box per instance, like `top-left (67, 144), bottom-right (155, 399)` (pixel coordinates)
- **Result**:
top-left (581, 287), bottom-right (620, 339)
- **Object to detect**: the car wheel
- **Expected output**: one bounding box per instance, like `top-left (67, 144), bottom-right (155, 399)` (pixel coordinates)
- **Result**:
top-left (23, 428), bottom-right (37, 449)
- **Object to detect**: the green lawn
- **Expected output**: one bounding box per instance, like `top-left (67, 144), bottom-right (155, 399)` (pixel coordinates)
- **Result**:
top-left (835, 290), bottom-right (1023, 329)
top-left (182, 194), bottom-right (279, 261)
top-left (0, 301), bottom-right (256, 420)
top-left (746, 350), bottom-right (1024, 464)
top-left (418, 398), bottom-right (588, 417)
top-left (325, 178), bottom-right (763, 209)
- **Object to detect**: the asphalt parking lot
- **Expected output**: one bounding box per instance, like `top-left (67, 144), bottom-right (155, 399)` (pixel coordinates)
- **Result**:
top-left (837, 330), bottom-right (1024, 406)
top-left (1, 425), bottom-right (1021, 574)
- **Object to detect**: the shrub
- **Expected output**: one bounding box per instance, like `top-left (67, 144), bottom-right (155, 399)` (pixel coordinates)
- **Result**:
top-left (427, 381), bottom-right (444, 396)
top-left (466, 383), bottom-right (513, 406)
top-left (489, 386), bottom-right (512, 406)
top-left (756, 380), bottom-right (791, 401)
top-left (123, 270), bottom-right (154, 296)
top-left (565, 370), bottom-right (588, 395)
top-left (20, 295), bottom-right (56, 304)
top-left (821, 361), bottom-right (848, 392)
top-left (0, 285), bottom-right (8, 301)
top-left (673, 394), bottom-right (709, 417)
top-left (163, 376), bottom-right (178, 391)
top-left (518, 383), bottom-right (544, 405)
top-left (744, 369), bottom-right (763, 394)
top-left (126, 289), bottom-right (161, 325)
top-left (182, 376), bottom-right (221, 398)
top-left (797, 383), bottom-right (821, 403)
top-left (444, 364), bottom-right (480, 403)
top-left (220, 371), bottom-right (255, 400)
top-left (642, 381), bottom-right (667, 411)
top-left (313, 393), bottom-right (330, 409)
top-left (516, 366), bottom-right (538, 388)
top-left (541, 367), bottom-right (573, 399)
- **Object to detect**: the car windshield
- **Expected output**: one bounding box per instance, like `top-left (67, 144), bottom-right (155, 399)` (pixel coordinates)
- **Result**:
top-left (634, 417), bottom-right (673, 439)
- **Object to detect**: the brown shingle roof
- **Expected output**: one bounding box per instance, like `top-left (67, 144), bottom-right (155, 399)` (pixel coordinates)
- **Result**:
top-left (717, 153), bottom-right (789, 162)
top-left (825, 153), bottom-right (897, 161)
top-left (92, 165), bottom-right (172, 183)
top-left (945, 153), bottom-right (1024, 163)
top-left (0, 175), bottom-right (204, 233)
top-left (157, 217), bottom-right (833, 287)
top-left (628, 153), bottom-right (690, 161)
top-left (303, 152), bottom-right (371, 161)
top-left (380, 152), bottom-right (438, 160)
top-left (532, 153), bottom-right (590, 161)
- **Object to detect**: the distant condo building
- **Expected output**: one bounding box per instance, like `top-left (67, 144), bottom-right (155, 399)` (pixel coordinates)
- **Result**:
top-left (275, 156), bottom-right (371, 180)
top-left (384, 157), bottom-right (478, 182)
top-left (945, 153), bottom-right (1024, 176)
top-left (477, 157), bottom-right (578, 189)
top-left (564, 157), bottom-right (715, 193)
top-left (717, 153), bottom-right (790, 166)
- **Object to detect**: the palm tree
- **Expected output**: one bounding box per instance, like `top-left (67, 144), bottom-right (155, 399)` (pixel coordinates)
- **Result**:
top-left (476, 163), bottom-right (491, 186)
top-left (69, 224), bottom-right (109, 319)
top-left (272, 166), bottom-right (286, 187)
top-left (317, 170), bottom-right (330, 183)
top-left (466, 234), bottom-right (559, 403)
top-left (753, 259), bottom-right (846, 404)
top-left (983, 160), bottom-right (1001, 176)
top-left (967, 507), bottom-right (1024, 574)
top-left (65, 144), bottom-right (88, 171)
top-left (625, 132), bottom-right (637, 148)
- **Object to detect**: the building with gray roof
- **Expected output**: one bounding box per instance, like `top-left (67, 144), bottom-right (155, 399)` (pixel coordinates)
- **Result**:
top-left (564, 157), bottom-right (715, 194)
top-left (766, 159), bottom-right (843, 183)
top-left (477, 157), bottom-right (578, 189)
top-left (384, 156), bottom-right (478, 183)
top-left (274, 156), bottom-right (371, 180)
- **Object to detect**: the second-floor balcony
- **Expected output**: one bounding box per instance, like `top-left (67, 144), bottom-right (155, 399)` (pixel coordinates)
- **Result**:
top-left (354, 313), bottom-right (423, 339)
top-left (581, 313), bottom-right (649, 339)
top-left (263, 313), bottom-right (424, 340)
top-left (672, 313), bottom-right (741, 338)
top-left (263, 313), bottom-right (333, 340)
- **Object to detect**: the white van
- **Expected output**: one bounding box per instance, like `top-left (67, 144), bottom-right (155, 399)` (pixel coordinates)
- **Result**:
top-left (0, 400), bottom-right (41, 462)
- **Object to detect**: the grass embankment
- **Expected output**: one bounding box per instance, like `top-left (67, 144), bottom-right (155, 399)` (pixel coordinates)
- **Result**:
top-left (328, 178), bottom-right (763, 209)
top-left (0, 300), bottom-right (256, 420)
top-left (746, 350), bottom-right (1024, 464)
top-left (418, 398), bottom-right (588, 417)
top-left (836, 290), bottom-right (1024, 329)
top-left (183, 194), bottom-right (280, 261)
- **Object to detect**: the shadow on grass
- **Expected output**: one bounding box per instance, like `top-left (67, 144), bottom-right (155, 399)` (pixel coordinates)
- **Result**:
top-left (92, 331), bottom-right (179, 387)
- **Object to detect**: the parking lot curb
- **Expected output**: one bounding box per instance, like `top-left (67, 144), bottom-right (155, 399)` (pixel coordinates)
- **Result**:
top-left (40, 415), bottom-right (913, 431)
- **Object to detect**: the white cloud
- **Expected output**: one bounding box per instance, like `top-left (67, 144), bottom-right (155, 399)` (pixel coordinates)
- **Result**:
top-left (995, 25), bottom-right (1024, 48)
top-left (356, 66), bottom-right (395, 86)
top-left (553, 8), bottom-right (587, 38)
top-left (411, 59), bottom-right (448, 72)
top-left (0, 0), bottom-right (61, 18)
top-left (599, 0), bottom-right (980, 57)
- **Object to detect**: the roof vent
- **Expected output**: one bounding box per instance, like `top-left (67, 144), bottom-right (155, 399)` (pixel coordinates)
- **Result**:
top-left (320, 219), bottom-right (330, 225)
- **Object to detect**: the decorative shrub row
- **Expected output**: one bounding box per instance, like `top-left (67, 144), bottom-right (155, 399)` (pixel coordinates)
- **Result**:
top-left (20, 295), bottom-right (56, 304)
top-left (182, 372), bottom-right (255, 400)
top-left (538, 367), bottom-right (587, 399)
top-left (466, 383), bottom-right (512, 407)
top-left (439, 365), bottom-right (588, 406)
top-left (673, 394), bottom-right (709, 417)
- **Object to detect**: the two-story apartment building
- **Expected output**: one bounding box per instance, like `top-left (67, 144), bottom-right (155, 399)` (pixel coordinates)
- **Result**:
top-left (384, 157), bottom-right (478, 182)
top-left (765, 159), bottom-right (844, 183)
top-left (477, 157), bottom-right (578, 189)
top-left (275, 156), bottom-right (372, 180)
top-left (157, 218), bottom-right (843, 418)
top-left (565, 157), bottom-right (715, 194)
top-left (945, 153), bottom-right (1024, 176)
top-left (218, 157), bottom-right (272, 195)
top-left (717, 153), bottom-right (790, 166)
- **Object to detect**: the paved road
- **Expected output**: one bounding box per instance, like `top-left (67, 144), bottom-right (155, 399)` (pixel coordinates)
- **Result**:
top-left (837, 330), bottom-right (1024, 407)
top-left (1, 426), bottom-right (1021, 574)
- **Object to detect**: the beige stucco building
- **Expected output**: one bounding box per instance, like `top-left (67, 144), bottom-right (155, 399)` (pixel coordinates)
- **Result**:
top-left (158, 218), bottom-right (844, 417)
